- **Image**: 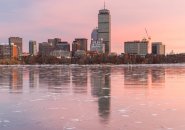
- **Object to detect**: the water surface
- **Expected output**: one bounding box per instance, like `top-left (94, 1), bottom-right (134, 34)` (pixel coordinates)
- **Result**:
top-left (0, 65), bottom-right (185, 130)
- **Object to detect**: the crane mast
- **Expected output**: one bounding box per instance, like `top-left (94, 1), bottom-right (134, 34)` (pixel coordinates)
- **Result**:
top-left (145, 28), bottom-right (151, 41)
top-left (145, 28), bottom-right (151, 54)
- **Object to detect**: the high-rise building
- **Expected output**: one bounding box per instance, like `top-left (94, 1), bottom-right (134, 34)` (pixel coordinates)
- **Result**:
top-left (48, 38), bottom-right (61, 47)
top-left (152, 42), bottom-right (165, 55)
top-left (90, 28), bottom-right (105, 53)
top-left (0, 43), bottom-right (19, 59)
top-left (72, 38), bottom-right (87, 52)
top-left (90, 40), bottom-right (105, 53)
top-left (0, 44), bottom-right (11, 59)
top-left (124, 40), bottom-right (149, 56)
top-left (75, 38), bottom-right (88, 51)
top-left (72, 38), bottom-right (87, 57)
top-left (29, 40), bottom-right (37, 56)
top-left (10, 43), bottom-right (19, 59)
top-left (48, 39), bottom-right (55, 45)
top-left (39, 42), bottom-right (54, 56)
top-left (9, 37), bottom-right (23, 55)
top-left (91, 28), bottom-right (99, 41)
top-left (72, 41), bottom-right (80, 56)
top-left (98, 6), bottom-right (111, 53)
top-left (55, 42), bottom-right (70, 52)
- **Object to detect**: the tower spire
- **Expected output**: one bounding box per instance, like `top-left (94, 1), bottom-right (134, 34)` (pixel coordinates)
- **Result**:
top-left (104, 0), bottom-right (106, 9)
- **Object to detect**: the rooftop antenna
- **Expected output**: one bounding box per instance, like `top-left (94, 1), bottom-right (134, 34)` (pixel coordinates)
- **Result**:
top-left (104, 0), bottom-right (106, 9)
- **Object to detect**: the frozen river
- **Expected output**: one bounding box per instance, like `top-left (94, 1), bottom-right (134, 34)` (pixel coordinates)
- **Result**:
top-left (0, 65), bottom-right (185, 130)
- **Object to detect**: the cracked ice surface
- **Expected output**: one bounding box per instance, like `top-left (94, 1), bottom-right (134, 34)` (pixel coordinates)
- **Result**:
top-left (0, 65), bottom-right (185, 130)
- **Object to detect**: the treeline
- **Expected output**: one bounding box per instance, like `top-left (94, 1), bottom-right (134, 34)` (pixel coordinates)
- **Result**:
top-left (22, 53), bottom-right (185, 65)
top-left (0, 53), bottom-right (185, 65)
top-left (0, 58), bottom-right (21, 65)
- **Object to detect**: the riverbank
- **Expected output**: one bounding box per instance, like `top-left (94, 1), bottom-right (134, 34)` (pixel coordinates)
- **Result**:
top-left (0, 53), bottom-right (185, 65)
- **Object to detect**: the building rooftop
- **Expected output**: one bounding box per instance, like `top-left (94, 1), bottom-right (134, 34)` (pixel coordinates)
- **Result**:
top-left (125, 40), bottom-right (149, 43)
top-left (75, 38), bottom-right (88, 40)
top-left (99, 9), bottom-right (110, 14)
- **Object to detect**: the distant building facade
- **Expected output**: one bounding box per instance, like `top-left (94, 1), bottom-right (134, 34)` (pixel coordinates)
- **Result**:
top-left (0, 43), bottom-right (19, 59)
top-left (39, 37), bottom-right (71, 58)
top-left (72, 41), bottom-right (79, 52)
top-left (90, 40), bottom-right (105, 53)
top-left (72, 38), bottom-right (87, 56)
top-left (152, 42), bottom-right (165, 55)
top-left (124, 40), bottom-right (149, 56)
top-left (10, 43), bottom-right (19, 59)
top-left (48, 38), bottom-right (61, 47)
top-left (91, 28), bottom-right (99, 41)
top-left (49, 41), bottom-right (71, 58)
top-left (39, 42), bottom-right (54, 56)
top-left (74, 50), bottom-right (86, 57)
top-left (75, 38), bottom-right (87, 51)
top-left (29, 40), bottom-right (37, 56)
top-left (50, 50), bottom-right (71, 59)
top-left (0, 44), bottom-right (11, 59)
top-left (55, 42), bottom-right (70, 52)
top-left (9, 37), bottom-right (22, 56)
top-left (48, 39), bottom-right (55, 46)
top-left (98, 8), bottom-right (111, 53)
top-left (90, 28), bottom-right (105, 53)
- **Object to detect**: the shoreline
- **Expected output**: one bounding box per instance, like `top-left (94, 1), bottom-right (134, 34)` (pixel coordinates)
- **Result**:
top-left (0, 63), bottom-right (185, 67)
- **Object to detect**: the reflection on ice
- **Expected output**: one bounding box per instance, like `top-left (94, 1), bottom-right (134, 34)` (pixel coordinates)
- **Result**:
top-left (122, 114), bottom-right (129, 117)
top-left (12, 111), bottom-right (22, 113)
top-left (60, 117), bottom-right (65, 120)
top-left (63, 127), bottom-right (76, 130)
top-left (152, 113), bottom-right (158, 117)
top-left (70, 118), bottom-right (80, 122)
top-left (0, 65), bottom-right (185, 130)
top-left (118, 109), bottom-right (128, 113)
top-left (48, 107), bottom-right (59, 110)
top-left (135, 121), bottom-right (143, 124)
top-left (1, 120), bottom-right (10, 123)
top-left (0, 119), bottom-right (10, 128)
top-left (30, 99), bottom-right (45, 102)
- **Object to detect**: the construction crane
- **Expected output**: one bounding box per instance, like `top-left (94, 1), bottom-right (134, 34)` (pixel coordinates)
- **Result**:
top-left (144, 28), bottom-right (152, 54)
top-left (145, 28), bottom-right (151, 41)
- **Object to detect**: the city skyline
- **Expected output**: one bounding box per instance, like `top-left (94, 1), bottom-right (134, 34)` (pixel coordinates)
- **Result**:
top-left (1, 0), bottom-right (185, 54)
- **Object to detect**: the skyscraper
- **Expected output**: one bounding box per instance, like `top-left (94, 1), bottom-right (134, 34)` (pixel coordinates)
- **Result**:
top-left (9, 37), bottom-right (23, 55)
top-left (29, 40), bottom-right (37, 56)
top-left (0, 44), bottom-right (11, 59)
top-left (11, 44), bottom-right (19, 59)
top-left (39, 42), bottom-right (54, 56)
top-left (90, 28), bottom-right (105, 53)
top-left (91, 28), bottom-right (99, 41)
top-left (98, 5), bottom-right (111, 53)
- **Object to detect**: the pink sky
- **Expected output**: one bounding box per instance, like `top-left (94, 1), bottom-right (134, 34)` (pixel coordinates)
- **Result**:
top-left (0, 0), bottom-right (185, 54)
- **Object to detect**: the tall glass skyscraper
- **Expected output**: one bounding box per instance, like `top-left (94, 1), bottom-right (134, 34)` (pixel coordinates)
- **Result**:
top-left (98, 7), bottom-right (111, 53)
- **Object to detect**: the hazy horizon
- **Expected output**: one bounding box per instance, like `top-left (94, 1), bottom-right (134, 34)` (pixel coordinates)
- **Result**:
top-left (1, 0), bottom-right (185, 54)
